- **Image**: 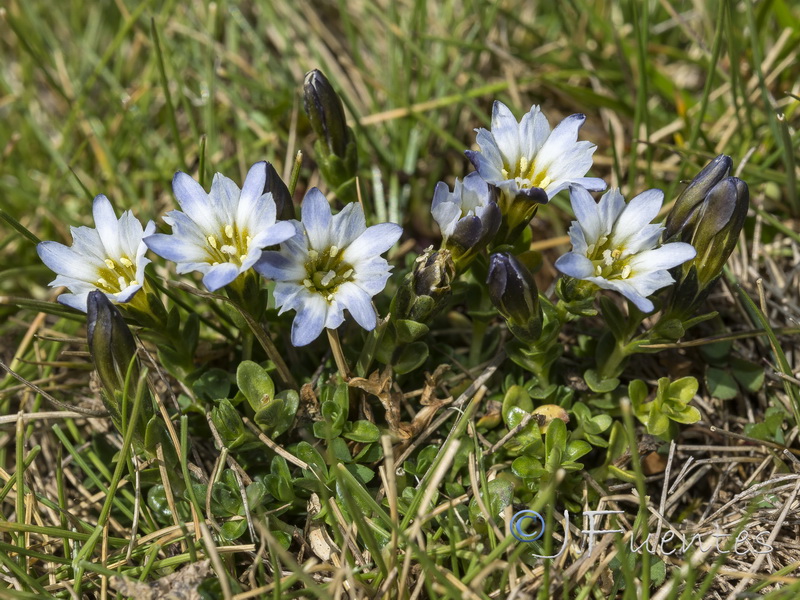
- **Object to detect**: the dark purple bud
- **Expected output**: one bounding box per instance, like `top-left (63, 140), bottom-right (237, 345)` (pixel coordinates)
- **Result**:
top-left (303, 69), bottom-right (349, 158)
top-left (664, 155), bottom-right (732, 241)
top-left (487, 252), bottom-right (542, 344)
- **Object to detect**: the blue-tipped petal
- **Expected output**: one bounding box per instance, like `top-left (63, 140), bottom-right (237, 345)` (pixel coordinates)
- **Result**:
top-left (613, 189), bottom-right (664, 243)
top-left (37, 241), bottom-right (100, 281)
top-left (57, 292), bottom-right (91, 312)
top-left (331, 202), bottom-right (367, 249)
top-left (291, 294), bottom-right (327, 346)
top-left (173, 171), bottom-right (217, 232)
top-left (569, 185), bottom-right (602, 244)
top-left (343, 223), bottom-right (402, 264)
top-left (144, 233), bottom-right (206, 263)
top-left (202, 263), bottom-right (240, 291)
top-left (239, 161), bottom-right (268, 210)
top-left (337, 282), bottom-right (377, 330)
top-left (93, 195), bottom-right (121, 257)
top-left (255, 251), bottom-right (306, 281)
top-left (301, 187), bottom-right (333, 251)
top-left (554, 252), bottom-right (595, 279)
top-left (249, 220), bottom-right (296, 249)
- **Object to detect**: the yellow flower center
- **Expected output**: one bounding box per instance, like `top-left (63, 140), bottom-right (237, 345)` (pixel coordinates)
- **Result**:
top-left (95, 256), bottom-right (139, 293)
top-left (205, 223), bottom-right (252, 267)
top-left (500, 156), bottom-right (552, 190)
top-left (586, 236), bottom-right (634, 280)
top-left (303, 246), bottom-right (355, 303)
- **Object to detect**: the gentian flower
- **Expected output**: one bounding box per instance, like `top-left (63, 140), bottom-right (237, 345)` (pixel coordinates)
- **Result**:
top-left (144, 162), bottom-right (296, 291)
top-left (662, 157), bottom-right (749, 318)
top-left (255, 188), bottom-right (402, 347)
top-left (431, 172), bottom-right (500, 265)
top-left (466, 101), bottom-right (606, 202)
top-left (555, 186), bottom-right (696, 313)
top-left (487, 252), bottom-right (542, 345)
top-left (37, 195), bottom-right (155, 312)
top-left (86, 290), bottom-right (153, 450)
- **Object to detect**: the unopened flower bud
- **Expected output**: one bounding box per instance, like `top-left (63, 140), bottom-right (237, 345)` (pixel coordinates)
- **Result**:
top-left (487, 252), bottom-right (542, 344)
top-left (664, 160), bottom-right (749, 316)
top-left (303, 70), bottom-right (358, 201)
top-left (687, 177), bottom-right (748, 286)
top-left (264, 162), bottom-right (295, 220)
top-left (392, 248), bottom-right (455, 325)
top-left (663, 155), bottom-right (732, 241)
top-left (87, 290), bottom-right (153, 446)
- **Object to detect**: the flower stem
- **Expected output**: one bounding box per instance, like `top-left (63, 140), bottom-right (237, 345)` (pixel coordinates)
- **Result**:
top-left (288, 150), bottom-right (303, 196)
top-left (241, 331), bottom-right (253, 362)
top-left (469, 320), bottom-right (488, 366)
top-left (326, 328), bottom-right (351, 380)
top-left (597, 339), bottom-right (630, 381)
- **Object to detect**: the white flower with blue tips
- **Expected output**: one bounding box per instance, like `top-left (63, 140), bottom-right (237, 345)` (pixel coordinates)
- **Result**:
top-left (555, 186), bottom-right (697, 313)
top-left (466, 101), bottom-right (606, 201)
top-left (256, 189), bottom-right (402, 347)
top-left (37, 195), bottom-right (155, 312)
top-left (144, 162), bottom-right (296, 291)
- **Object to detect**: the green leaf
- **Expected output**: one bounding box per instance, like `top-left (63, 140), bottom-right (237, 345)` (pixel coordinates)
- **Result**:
top-left (730, 357), bottom-right (765, 392)
top-left (590, 414), bottom-right (613, 433)
top-left (669, 406), bottom-right (701, 424)
top-left (219, 519), bottom-right (247, 541)
top-left (263, 473), bottom-right (294, 503)
top-left (655, 318), bottom-right (685, 341)
top-left (650, 558), bottom-right (667, 586)
top-left (254, 390), bottom-right (299, 438)
top-left (502, 385), bottom-right (534, 427)
top-left (211, 399), bottom-right (255, 450)
top-left (245, 481), bottom-right (267, 509)
top-left (628, 379), bottom-right (649, 409)
top-left (394, 341), bottom-right (429, 374)
top-left (211, 481), bottom-right (241, 516)
top-left (271, 455), bottom-right (292, 482)
top-left (504, 406), bottom-right (542, 453)
top-left (566, 440), bottom-right (592, 462)
top-left (296, 442), bottom-right (328, 480)
top-left (511, 455), bottom-right (542, 479)
top-left (346, 463), bottom-right (375, 484)
top-left (585, 432), bottom-right (610, 447)
top-left (545, 417), bottom-right (567, 457)
top-left (705, 367), bottom-right (738, 400)
top-left (333, 381), bottom-right (350, 419)
top-left (670, 376), bottom-right (699, 404)
top-left (394, 319), bottom-right (430, 343)
top-left (236, 361), bottom-right (275, 412)
top-left (147, 484), bottom-right (171, 520)
top-left (143, 415), bottom-right (165, 454)
top-left (584, 369), bottom-right (620, 393)
top-left (344, 420), bottom-right (381, 443)
top-left (354, 442), bottom-right (382, 462)
top-left (699, 339), bottom-right (733, 364)
top-left (330, 436), bottom-right (352, 463)
top-left (271, 530), bottom-right (292, 549)
top-left (192, 368), bottom-right (232, 402)
top-left (649, 413), bottom-right (671, 437)
top-left (468, 478), bottom-right (515, 534)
